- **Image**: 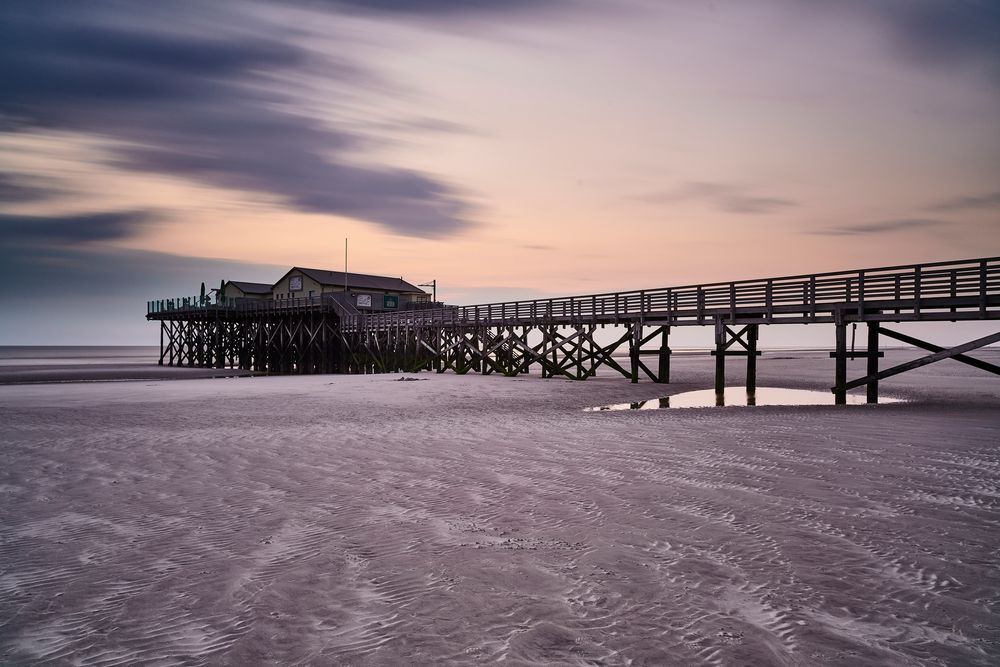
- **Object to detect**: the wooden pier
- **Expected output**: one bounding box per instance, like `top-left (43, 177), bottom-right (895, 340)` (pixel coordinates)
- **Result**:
top-left (148, 256), bottom-right (1000, 403)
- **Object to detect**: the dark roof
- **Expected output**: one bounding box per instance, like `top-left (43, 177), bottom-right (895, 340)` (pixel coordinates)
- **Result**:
top-left (287, 267), bottom-right (426, 294)
top-left (226, 280), bottom-right (273, 295)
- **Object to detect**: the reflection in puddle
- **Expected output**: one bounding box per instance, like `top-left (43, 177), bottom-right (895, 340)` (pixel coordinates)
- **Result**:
top-left (586, 387), bottom-right (906, 411)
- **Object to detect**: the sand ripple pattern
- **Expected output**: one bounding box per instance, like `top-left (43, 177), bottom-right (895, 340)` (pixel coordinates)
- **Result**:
top-left (1, 371), bottom-right (999, 665)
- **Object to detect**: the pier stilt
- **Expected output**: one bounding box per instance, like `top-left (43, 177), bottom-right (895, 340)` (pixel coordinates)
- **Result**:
top-left (866, 322), bottom-right (879, 404)
top-left (834, 321), bottom-right (847, 405)
top-left (657, 327), bottom-right (671, 383)
top-left (714, 318), bottom-right (726, 396)
top-left (746, 324), bottom-right (759, 395)
top-left (630, 323), bottom-right (641, 383)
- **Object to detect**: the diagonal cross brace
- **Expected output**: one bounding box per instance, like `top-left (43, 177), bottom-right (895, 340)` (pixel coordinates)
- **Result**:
top-left (878, 326), bottom-right (1000, 376)
top-left (837, 330), bottom-right (1000, 392)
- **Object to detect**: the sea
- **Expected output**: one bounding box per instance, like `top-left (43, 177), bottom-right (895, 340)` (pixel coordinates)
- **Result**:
top-left (0, 346), bottom-right (247, 384)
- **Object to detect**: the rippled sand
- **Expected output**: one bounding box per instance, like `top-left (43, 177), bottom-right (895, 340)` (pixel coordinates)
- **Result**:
top-left (1, 351), bottom-right (999, 665)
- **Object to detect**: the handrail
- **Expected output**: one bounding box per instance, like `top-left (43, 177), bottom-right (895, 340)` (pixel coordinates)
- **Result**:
top-left (148, 256), bottom-right (1000, 329)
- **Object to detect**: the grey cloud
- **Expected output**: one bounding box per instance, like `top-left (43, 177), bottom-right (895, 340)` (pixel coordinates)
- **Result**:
top-left (812, 218), bottom-right (951, 236)
top-left (928, 191), bottom-right (1000, 212)
top-left (640, 182), bottom-right (797, 215)
top-left (296, 0), bottom-right (568, 15)
top-left (0, 241), bottom-right (285, 344)
top-left (0, 1), bottom-right (474, 238)
top-left (0, 211), bottom-right (155, 245)
top-left (793, 0), bottom-right (1000, 77)
top-left (0, 174), bottom-right (61, 204)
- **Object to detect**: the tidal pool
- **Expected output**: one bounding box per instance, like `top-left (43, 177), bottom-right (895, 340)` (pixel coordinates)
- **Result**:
top-left (586, 386), bottom-right (906, 411)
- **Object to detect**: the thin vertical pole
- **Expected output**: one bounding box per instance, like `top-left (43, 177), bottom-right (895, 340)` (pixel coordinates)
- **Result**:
top-left (159, 321), bottom-right (164, 366)
top-left (344, 237), bottom-right (348, 294)
top-left (714, 318), bottom-right (726, 396)
top-left (866, 322), bottom-right (879, 404)
top-left (746, 324), bottom-right (758, 395)
top-left (630, 322), bottom-right (640, 383)
top-left (834, 321), bottom-right (847, 405)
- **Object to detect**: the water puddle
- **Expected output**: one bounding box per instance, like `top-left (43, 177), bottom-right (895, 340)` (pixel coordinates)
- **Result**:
top-left (586, 387), bottom-right (906, 411)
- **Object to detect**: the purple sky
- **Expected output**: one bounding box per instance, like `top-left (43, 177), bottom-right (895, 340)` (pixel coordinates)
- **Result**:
top-left (1, 0), bottom-right (998, 344)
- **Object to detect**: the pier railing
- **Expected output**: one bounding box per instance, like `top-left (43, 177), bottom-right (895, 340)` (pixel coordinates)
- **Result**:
top-left (147, 256), bottom-right (1000, 330)
top-left (354, 256), bottom-right (1000, 330)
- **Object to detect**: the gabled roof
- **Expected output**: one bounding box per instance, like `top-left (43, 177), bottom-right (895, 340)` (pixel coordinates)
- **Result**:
top-left (226, 281), bottom-right (272, 295)
top-left (280, 267), bottom-right (426, 294)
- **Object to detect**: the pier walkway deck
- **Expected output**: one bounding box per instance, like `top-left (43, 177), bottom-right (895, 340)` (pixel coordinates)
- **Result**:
top-left (148, 256), bottom-right (1000, 403)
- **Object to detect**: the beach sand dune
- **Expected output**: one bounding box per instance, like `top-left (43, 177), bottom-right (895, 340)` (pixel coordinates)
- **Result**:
top-left (1, 351), bottom-right (999, 665)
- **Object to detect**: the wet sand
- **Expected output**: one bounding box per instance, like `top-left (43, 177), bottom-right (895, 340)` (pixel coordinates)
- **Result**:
top-left (1, 351), bottom-right (999, 665)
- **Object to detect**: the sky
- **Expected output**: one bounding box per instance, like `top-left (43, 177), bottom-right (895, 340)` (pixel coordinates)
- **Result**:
top-left (1, 0), bottom-right (998, 345)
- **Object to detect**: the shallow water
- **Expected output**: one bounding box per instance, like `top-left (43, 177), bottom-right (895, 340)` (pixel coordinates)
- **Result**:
top-left (586, 386), bottom-right (906, 410)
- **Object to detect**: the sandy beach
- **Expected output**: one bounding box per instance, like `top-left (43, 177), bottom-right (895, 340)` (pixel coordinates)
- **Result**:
top-left (1, 350), bottom-right (999, 665)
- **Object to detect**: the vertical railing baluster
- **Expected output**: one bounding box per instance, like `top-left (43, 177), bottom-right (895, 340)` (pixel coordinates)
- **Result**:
top-left (765, 280), bottom-right (773, 322)
top-left (980, 260), bottom-right (988, 317)
top-left (729, 282), bottom-right (736, 322)
top-left (809, 276), bottom-right (816, 322)
top-left (858, 270), bottom-right (865, 317)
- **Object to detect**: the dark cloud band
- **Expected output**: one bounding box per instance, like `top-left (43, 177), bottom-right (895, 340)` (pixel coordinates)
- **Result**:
top-left (0, 0), bottom-right (477, 238)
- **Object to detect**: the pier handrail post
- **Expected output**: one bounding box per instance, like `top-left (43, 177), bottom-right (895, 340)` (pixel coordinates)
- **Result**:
top-left (729, 282), bottom-right (736, 322)
top-left (981, 259), bottom-right (988, 316)
top-left (809, 276), bottom-right (816, 321)
top-left (765, 280), bottom-right (773, 321)
top-left (857, 270), bottom-right (865, 317)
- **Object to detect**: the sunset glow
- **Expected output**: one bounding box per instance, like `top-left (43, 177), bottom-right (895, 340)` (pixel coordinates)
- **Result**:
top-left (1, 1), bottom-right (998, 343)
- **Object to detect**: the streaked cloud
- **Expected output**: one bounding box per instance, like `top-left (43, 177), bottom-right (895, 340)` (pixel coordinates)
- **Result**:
top-left (303, 0), bottom-right (571, 15)
top-left (927, 191), bottom-right (1000, 212)
top-left (791, 0), bottom-right (1000, 78)
top-left (0, 174), bottom-right (61, 204)
top-left (638, 182), bottom-right (797, 215)
top-left (0, 211), bottom-right (156, 246)
top-left (811, 218), bottom-right (951, 236)
top-left (0, 0), bottom-right (476, 238)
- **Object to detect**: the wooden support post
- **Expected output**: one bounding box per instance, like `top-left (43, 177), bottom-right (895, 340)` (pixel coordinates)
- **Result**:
top-left (630, 323), bottom-right (640, 383)
top-left (714, 318), bottom-right (726, 396)
top-left (159, 321), bottom-right (165, 365)
top-left (866, 322), bottom-right (879, 404)
top-left (657, 327), bottom-right (671, 383)
top-left (746, 324), bottom-right (759, 394)
top-left (834, 321), bottom-right (847, 405)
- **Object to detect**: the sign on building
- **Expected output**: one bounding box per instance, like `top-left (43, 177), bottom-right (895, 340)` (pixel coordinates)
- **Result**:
top-left (356, 294), bottom-right (372, 308)
top-left (383, 295), bottom-right (398, 309)
top-left (289, 276), bottom-right (303, 292)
